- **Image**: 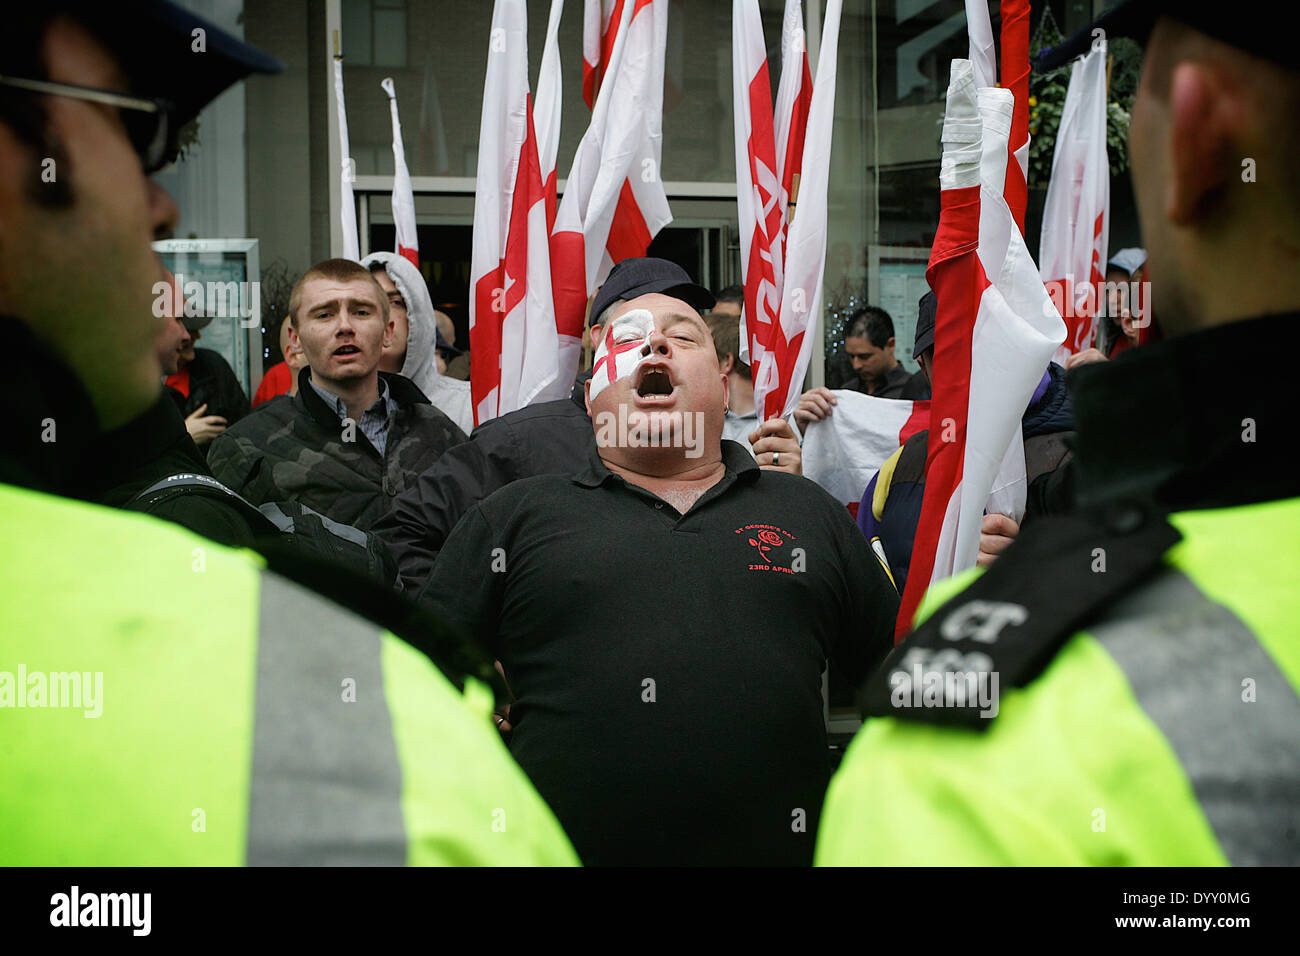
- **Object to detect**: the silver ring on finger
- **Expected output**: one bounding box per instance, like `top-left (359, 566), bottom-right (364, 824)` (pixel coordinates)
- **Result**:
top-left (772, 451), bottom-right (781, 466)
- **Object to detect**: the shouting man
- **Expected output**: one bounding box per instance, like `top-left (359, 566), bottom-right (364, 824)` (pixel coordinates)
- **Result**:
top-left (419, 275), bottom-right (899, 866)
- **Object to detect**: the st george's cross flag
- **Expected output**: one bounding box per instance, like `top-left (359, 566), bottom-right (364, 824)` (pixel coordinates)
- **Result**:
top-left (895, 59), bottom-right (1064, 639)
top-left (332, 51), bottom-right (359, 261)
top-left (582, 0), bottom-right (619, 109)
top-left (551, 0), bottom-right (672, 395)
top-left (734, 0), bottom-right (843, 422)
top-left (1039, 38), bottom-right (1110, 364)
top-left (468, 0), bottom-right (559, 425)
top-left (535, 0), bottom-right (565, 230)
top-left (1000, 0), bottom-right (1031, 233)
top-left (381, 77), bottom-right (419, 268)
top-left (801, 392), bottom-right (931, 509)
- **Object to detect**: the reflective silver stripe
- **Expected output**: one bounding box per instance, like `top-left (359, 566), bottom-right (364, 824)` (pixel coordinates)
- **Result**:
top-left (1090, 569), bottom-right (1300, 866)
top-left (246, 572), bottom-right (407, 865)
top-left (256, 502), bottom-right (295, 534)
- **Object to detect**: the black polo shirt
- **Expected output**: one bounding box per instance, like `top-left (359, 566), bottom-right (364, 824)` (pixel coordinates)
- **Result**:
top-left (420, 440), bottom-right (898, 866)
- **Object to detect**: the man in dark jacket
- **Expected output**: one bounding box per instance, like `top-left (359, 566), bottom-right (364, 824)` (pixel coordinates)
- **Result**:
top-left (166, 313), bottom-right (251, 447)
top-left (208, 259), bottom-right (467, 530)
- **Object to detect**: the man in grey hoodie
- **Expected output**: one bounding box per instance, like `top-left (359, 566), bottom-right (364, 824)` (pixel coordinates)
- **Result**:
top-left (363, 252), bottom-right (473, 434)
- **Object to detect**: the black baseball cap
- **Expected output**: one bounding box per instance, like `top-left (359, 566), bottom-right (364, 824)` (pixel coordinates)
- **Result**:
top-left (62, 1), bottom-right (283, 130)
top-left (1036, 0), bottom-right (1298, 72)
top-left (588, 258), bottom-right (715, 327)
top-left (914, 290), bottom-right (936, 358)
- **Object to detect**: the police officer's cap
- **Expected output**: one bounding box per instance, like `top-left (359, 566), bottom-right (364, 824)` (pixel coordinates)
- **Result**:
top-left (1036, 0), bottom-right (1298, 72)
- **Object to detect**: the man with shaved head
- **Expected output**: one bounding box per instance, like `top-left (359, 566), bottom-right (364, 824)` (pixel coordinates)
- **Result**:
top-left (420, 258), bottom-right (898, 866)
top-left (207, 258), bottom-right (466, 529)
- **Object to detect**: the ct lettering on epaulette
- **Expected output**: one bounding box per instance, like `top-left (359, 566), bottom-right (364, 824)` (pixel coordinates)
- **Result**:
top-left (860, 498), bottom-right (1182, 729)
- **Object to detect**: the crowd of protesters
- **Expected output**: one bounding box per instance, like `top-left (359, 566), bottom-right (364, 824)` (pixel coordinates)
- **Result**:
top-left (4, 0), bottom-right (1296, 870)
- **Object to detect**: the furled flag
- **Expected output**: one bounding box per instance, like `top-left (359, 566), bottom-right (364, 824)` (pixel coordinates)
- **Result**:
top-left (1039, 38), bottom-right (1109, 364)
top-left (896, 59), bottom-right (1064, 639)
top-left (582, 0), bottom-right (619, 109)
top-left (332, 45), bottom-right (359, 261)
top-left (772, 0), bottom-right (812, 252)
top-left (381, 77), bottom-right (418, 268)
top-left (468, 0), bottom-right (559, 425)
top-left (551, 0), bottom-right (672, 394)
top-left (417, 55), bottom-right (451, 175)
top-left (1000, 0), bottom-right (1031, 233)
top-left (535, 0), bottom-right (565, 230)
top-left (965, 0), bottom-right (996, 89)
top-left (734, 0), bottom-right (843, 422)
top-left (732, 0), bottom-right (783, 397)
top-left (801, 392), bottom-right (930, 509)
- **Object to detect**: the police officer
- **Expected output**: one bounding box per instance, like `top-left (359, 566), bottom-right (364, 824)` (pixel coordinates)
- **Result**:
top-left (818, 0), bottom-right (1300, 865)
top-left (0, 2), bottom-right (575, 866)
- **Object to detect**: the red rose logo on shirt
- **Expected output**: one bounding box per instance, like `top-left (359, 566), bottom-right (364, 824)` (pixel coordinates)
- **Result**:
top-left (735, 524), bottom-right (798, 573)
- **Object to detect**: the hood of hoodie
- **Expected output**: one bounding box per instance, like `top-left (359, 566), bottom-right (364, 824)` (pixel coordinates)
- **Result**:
top-left (361, 251), bottom-right (473, 434)
top-left (360, 251), bottom-right (440, 393)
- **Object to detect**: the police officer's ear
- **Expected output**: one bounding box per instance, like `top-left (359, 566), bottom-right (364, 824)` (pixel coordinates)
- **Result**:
top-left (1166, 60), bottom-right (1240, 226)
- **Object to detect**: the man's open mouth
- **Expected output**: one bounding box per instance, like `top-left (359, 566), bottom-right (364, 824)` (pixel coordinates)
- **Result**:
top-left (334, 344), bottom-right (361, 357)
top-left (635, 364), bottom-right (675, 399)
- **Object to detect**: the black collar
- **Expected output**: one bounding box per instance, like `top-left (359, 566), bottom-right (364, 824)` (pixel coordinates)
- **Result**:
top-left (1069, 311), bottom-right (1300, 512)
top-left (573, 437), bottom-right (760, 489)
top-left (295, 365), bottom-right (428, 430)
top-left (2, 315), bottom-right (122, 499)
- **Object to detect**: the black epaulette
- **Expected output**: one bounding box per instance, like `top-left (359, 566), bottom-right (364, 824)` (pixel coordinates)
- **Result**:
top-left (859, 497), bottom-right (1181, 730)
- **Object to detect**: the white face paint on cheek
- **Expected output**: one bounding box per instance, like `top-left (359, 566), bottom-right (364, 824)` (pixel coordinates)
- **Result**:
top-left (589, 308), bottom-right (656, 400)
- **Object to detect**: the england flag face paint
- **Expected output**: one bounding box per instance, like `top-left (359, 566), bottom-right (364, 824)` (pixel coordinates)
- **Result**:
top-left (589, 308), bottom-right (657, 400)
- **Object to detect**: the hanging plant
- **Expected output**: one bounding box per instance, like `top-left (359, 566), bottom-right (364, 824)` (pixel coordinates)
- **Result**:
top-left (1027, 7), bottom-right (1140, 188)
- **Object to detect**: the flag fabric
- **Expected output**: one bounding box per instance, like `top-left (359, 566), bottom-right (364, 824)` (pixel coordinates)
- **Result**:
top-left (773, 0), bottom-right (813, 256)
top-left (1000, 0), bottom-right (1031, 233)
top-left (732, 0), bottom-right (782, 389)
top-left (965, 0), bottom-right (996, 89)
top-left (734, 0), bottom-right (842, 423)
top-left (535, 0), bottom-right (565, 230)
top-left (417, 55), bottom-right (451, 175)
top-left (381, 77), bottom-right (419, 268)
top-left (332, 54), bottom-right (359, 261)
top-left (760, 0), bottom-right (842, 421)
top-left (468, 0), bottom-right (559, 425)
top-left (551, 0), bottom-right (672, 394)
top-left (801, 391), bottom-right (930, 507)
top-left (582, 0), bottom-right (619, 109)
top-left (896, 59), bottom-right (1064, 639)
top-left (1039, 40), bottom-right (1110, 364)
